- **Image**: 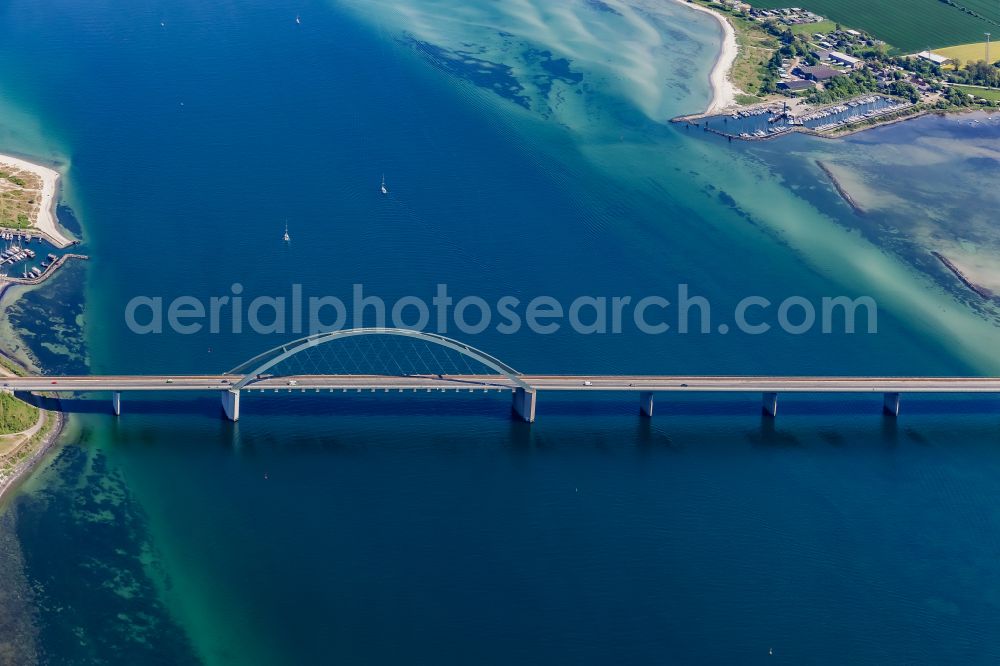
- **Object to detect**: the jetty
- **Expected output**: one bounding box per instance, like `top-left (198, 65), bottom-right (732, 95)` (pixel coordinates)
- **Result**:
top-left (932, 251), bottom-right (995, 300)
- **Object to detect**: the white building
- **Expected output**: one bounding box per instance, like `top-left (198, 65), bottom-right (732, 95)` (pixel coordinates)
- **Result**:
top-left (916, 51), bottom-right (950, 66)
top-left (829, 51), bottom-right (863, 69)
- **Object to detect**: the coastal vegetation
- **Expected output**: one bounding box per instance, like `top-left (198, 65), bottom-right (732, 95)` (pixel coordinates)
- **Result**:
top-left (948, 59), bottom-right (1000, 87)
top-left (802, 70), bottom-right (918, 104)
top-left (0, 392), bottom-right (37, 437)
top-left (748, 0), bottom-right (999, 52)
top-left (949, 84), bottom-right (1000, 103)
top-left (0, 354), bottom-right (27, 377)
top-left (0, 409), bottom-right (56, 501)
top-left (0, 167), bottom-right (42, 230)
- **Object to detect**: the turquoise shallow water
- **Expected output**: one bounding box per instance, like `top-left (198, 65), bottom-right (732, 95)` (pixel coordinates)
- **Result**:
top-left (0, 0), bottom-right (999, 663)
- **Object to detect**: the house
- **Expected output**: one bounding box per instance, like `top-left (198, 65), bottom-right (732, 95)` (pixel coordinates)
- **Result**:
top-left (778, 80), bottom-right (816, 92)
top-left (829, 51), bottom-right (863, 69)
top-left (794, 65), bottom-right (843, 81)
top-left (812, 49), bottom-right (832, 61)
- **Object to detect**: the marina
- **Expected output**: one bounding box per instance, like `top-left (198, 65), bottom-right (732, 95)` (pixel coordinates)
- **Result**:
top-left (688, 95), bottom-right (913, 141)
top-left (0, 230), bottom-right (83, 285)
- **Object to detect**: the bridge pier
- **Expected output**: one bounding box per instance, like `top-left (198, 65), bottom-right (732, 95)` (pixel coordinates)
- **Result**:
top-left (512, 388), bottom-right (536, 423)
top-left (112, 391), bottom-right (121, 416)
top-left (883, 392), bottom-right (900, 418)
top-left (640, 391), bottom-right (654, 417)
top-left (762, 392), bottom-right (778, 418)
top-left (221, 390), bottom-right (240, 422)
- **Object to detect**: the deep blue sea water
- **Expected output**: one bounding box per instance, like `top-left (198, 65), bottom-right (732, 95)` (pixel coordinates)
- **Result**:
top-left (1, 0), bottom-right (1000, 663)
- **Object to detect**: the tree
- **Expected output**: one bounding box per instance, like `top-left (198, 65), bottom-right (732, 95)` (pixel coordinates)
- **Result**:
top-left (887, 81), bottom-right (919, 103)
top-left (965, 60), bottom-right (1000, 88)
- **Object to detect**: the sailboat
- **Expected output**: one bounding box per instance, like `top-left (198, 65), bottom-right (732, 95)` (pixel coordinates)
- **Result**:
top-left (380, 174), bottom-right (388, 195)
top-left (283, 222), bottom-right (290, 243)
top-left (295, 15), bottom-right (301, 24)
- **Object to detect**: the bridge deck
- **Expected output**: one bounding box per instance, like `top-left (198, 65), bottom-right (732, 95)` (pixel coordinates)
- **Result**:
top-left (6, 375), bottom-right (1000, 393)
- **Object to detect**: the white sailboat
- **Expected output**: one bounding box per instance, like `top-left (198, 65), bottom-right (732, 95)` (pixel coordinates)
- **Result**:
top-left (380, 174), bottom-right (388, 195)
top-left (283, 222), bottom-right (290, 242)
top-left (295, 15), bottom-right (301, 24)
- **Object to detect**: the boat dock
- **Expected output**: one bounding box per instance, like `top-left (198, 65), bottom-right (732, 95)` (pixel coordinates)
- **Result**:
top-left (0, 229), bottom-right (86, 287)
top-left (676, 95), bottom-right (915, 142)
top-left (0, 252), bottom-right (88, 287)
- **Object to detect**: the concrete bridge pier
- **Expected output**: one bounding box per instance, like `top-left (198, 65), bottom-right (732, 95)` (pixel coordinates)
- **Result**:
top-left (112, 391), bottom-right (121, 416)
top-left (221, 390), bottom-right (240, 422)
top-left (883, 392), bottom-right (900, 418)
top-left (512, 388), bottom-right (536, 423)
top-left (762, 392), bottom-right (778, 418)
top-left (640, 391), bottom-right (654, 417)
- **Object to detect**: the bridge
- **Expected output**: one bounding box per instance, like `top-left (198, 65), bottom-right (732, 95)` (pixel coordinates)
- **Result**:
top-left (5, 328), bottom-right (1000, 422)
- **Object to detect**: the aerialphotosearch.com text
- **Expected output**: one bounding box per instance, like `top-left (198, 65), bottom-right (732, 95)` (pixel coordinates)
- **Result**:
top-left (125, 283), bottom-right (878, 337)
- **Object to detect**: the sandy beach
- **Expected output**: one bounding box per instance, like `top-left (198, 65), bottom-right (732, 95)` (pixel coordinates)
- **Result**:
top-left (674, 1), bottom-right (739, 114)
top-left (0, 154), bottom-right (73, 248)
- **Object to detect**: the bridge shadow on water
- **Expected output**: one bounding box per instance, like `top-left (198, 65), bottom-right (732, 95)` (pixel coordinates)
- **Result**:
top-left (15, 391), bottom-right (1000, 456)
top-left (17, 391), bottom-right (1000, 421)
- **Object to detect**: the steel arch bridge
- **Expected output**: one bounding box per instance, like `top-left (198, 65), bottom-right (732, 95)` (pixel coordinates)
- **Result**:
top-left (225, 327), bottom-right (532, 391)
top-left (8, 325), bottom-right (1000, 425)
top-left (215, 328), bottom-right (536, 421)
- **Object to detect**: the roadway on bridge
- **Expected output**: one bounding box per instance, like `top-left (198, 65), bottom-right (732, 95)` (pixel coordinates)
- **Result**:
top-left (5, 375), bottom-right (1000, 394)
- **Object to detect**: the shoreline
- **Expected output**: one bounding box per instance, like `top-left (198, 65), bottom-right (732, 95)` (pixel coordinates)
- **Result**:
top-left (0, 153), bottom-right (74, 248)
top-left (673, 0), bottom-right (738, 114)
top-left (0, 409), bottom-right (64, 507)
top-left (0, 150), bottom-right (79, 508)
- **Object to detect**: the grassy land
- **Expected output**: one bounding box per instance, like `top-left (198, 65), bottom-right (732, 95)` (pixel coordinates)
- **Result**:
top-left (935, 41), bottom-right (995, 66)
top-left (0, 392), bottom-right (37, 436)
top-left (749, 0), bottom-right (999, 52)
top-left (0, 409), bottom-right (56, 482)
top-left (789, 19), bottom-right (837, 36)
top-left (693, 1), bottom-right (780, 102)
top-left (952, 85), bottom-right (1000, 101)
top-left (0, 353), bottom-right (29, 377)
top-left (0, 167), bottom-right (42, 230)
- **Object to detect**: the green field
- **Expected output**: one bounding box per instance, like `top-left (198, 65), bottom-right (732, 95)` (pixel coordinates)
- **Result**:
top-left (952, 85), bottom-right (1000, 101)
top-left (0, 392), bottom-right (37, 435)
top-left (789, 19), bottom-right (837, 36)
top-left (960, 0), bottom-right (1000, 21)
top-left (750, 0), bottom-right (1000, 52)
